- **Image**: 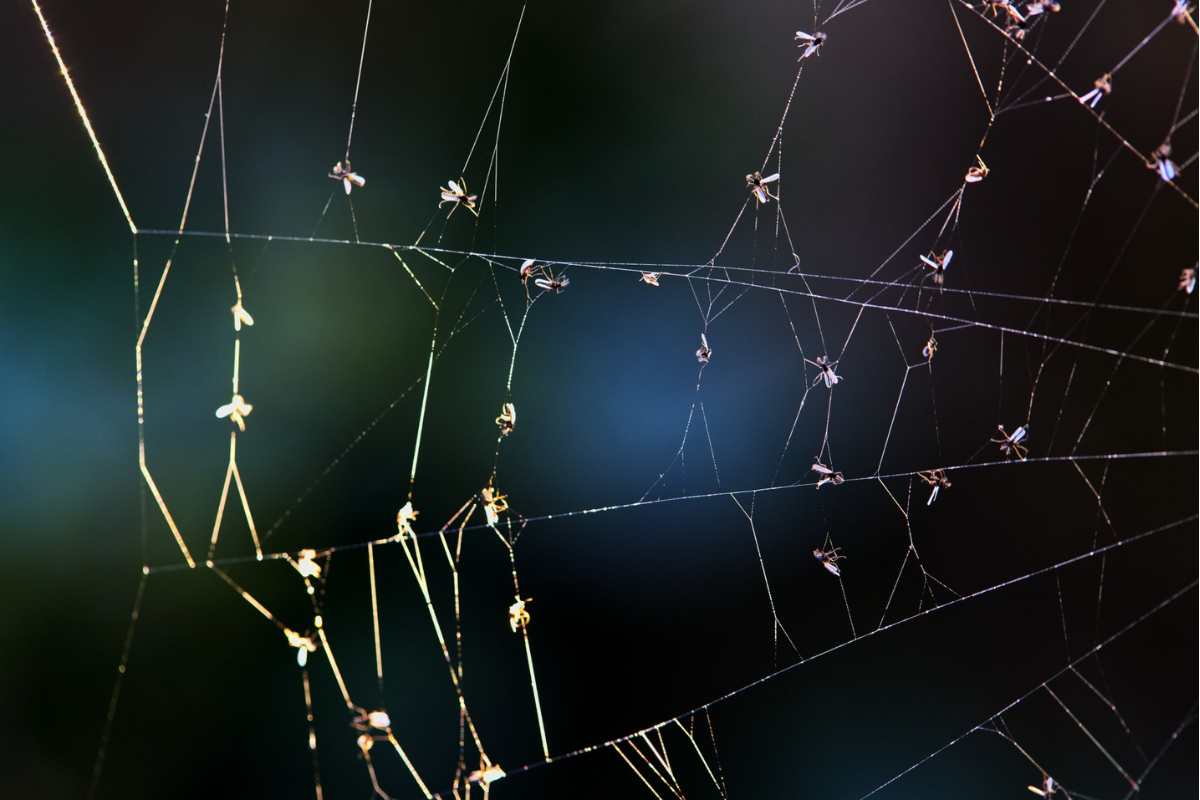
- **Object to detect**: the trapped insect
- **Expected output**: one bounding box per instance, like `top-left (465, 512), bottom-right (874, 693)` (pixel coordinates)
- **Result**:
top-left (508, 596), bottom-right (531, 632)
top-left (804, 355), bottom-right (842, 388)
top-left (1180, 267), bottom-right (1196, 294)
top-left (992, 424), bottom-right (1029, 460)
top-left (519, 259), bottom-right (537, 284)
top-left (696, 333), bottom-right (712, 363)
top-left (440, 178), bottom-right (479, 216)
top-left (1079, 73), bottom-right (1112, 108)
top-left (231, 300), bottom-right (254, 331)
top-left (481, 485), bottom-right (508, 527)
top-left (1147, 142), bottom-right (1178, 182)
top-left (746, 171), bottom-right (780, 204)
top-left (292, 548), bottom-right (322, 578)
top-left (923, 335), bottom-right (938, 360)
top-left (812, 459), bottom-right (844, 489)
top-left (965, 155), bottom-right (989, 183)
top-left (216, 394), bottom-right (253, 431)
top-left (813, 544), bottom-right (844, 576)
top-left (1024, 0), bottom-right (1060, 16)
top-left (920, 249), bottom-right (953, 288)
top-left (918, 469), bottom-right (951, 505)
top-left (351, 708), bottom-right (392, 732)
top-left (469, 763), bottom-right (506, 786)
top-left (1027, 775), bottom-right (1057, 796)
top-left (495, 403), bottom-right (516, 435)
top-left (795, 30), bottom-right (826, 59)
top-left (983, 0), bottom-right (1026, 24)
top-left (329, 160), bottom-right (365, 194)
top-left (640, 272), bottom-right (662, 286)
top-left (284, 628), bottom-right (317, 666)
top-left (534, 272), bottom-right (569, 293)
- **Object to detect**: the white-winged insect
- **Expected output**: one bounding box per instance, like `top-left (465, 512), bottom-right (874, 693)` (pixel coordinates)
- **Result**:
top-left (439, 178), bottom-right (479, 217)
top-left (696, 333), bottom-right (712, 364)
top-left (284, 628), bottom-right (318, 667)
top-left (508, 596), bottom-right (531, 632)
top-left (992, 424), bottom-right (1029, 460)
top-left (813, 544), bottom-right (845, 576)
top-left (965, 155), bottom-right (989, 183)
top-left (519, 259), bottom-right (537, 285)
top-left (984, 0), bottom-right (1026, 23)
top-left (351, 707), bottom-right (392, 732)
top-left (534, 271), bottom-right (570, 294)
top-left (292, 548), bottom-right (323, 579)
top-left (923, 335), bottom-right (938, 360)
top-left (329, 161), bottom-right (365, 195)
top-left (804, 355), bottom-right (842, 388)
top-left (469, 763), bottom-right (506, 786)
top-left (1079, 73), bottom-right (1112, 108)
top-left (1172, 0), bottom-right (1197, 26)
top-left (231, 300), bottom-right (254, 331)
top-left (216, 394), bottom-right (253, 431)
top-left (794, 30), bottom-right (827, 59)
top-left (495, 402), bottom-right (516, 436)
top-left (812, 459), bottom-right (844, 489)
top-left (920, 249), bottom-right (953, 289)
top-left (1024, 0), bottom-right (1060, 16)
top-left (1027, 775), bottom-right (1057, 797)
top-left (746, 171), bottom-right (780, 205)
top-left (1147, 142), bottom-right (1178, 182)
top-left (1180, 266), bottom-right (1196, 294)
top-left (918, 469), bottom-right (952, 505)
top-left (640, 272), bottom-right (662, 286)
top-left (481, 485), bottom-right (508, 527)
top-left (395, 501), bottom-right (418, 540)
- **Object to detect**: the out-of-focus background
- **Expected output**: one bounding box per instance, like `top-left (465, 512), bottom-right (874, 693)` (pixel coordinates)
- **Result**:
top-left (1, 1), bottom-right (1196, 798)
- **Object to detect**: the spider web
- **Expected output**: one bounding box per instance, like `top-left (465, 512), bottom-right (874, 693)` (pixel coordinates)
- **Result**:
top-left (24, 0), bottom-right (1198, 797)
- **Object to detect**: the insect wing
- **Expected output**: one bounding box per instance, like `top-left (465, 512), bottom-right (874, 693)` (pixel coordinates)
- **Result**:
top-left (448, 180), bottom-right (461, 195)
top-left (350, 173), bottom-right (365, 187)
top-left (1011, 425), bottom-right (1027, 444)
top-left (941, 250), bottom-right (953, 269)
top-left (795, 30), bottom-right (815, 41)
top-left (752, 186), bottom-right (767, 204)
top-left (822, 560), bottom-right (840, 576)
top-left (761, 173), bottom-right (780, 184)
top-left (812, 462), bottom-right (833, 475)
top-left (343, 177), bottom-right (353, 194)
top-left (1159, 160), bottom-right (1177, 181)
top-left (928, 485), bottom-right (939, 505)
top-left (216, 402), bottom-right (235, 419)
top-left (297, 646), bottom-right (308, 667)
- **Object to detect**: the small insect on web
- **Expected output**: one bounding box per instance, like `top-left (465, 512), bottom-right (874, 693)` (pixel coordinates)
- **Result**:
top-left (992, 425), bottom-right (1029, 460)
top-left (439, 177), bottom-right (478, 216)
top-left (804, 355), bottom-right (842, 388)
top-left (329, 160), bottom-right (365, 194)
top-left (746, 171), bottom-right (780, 204)
top-left (794, 29), bottom-right (826, 59)
top-left (919, 249), bottom-right (953, 289)
top-left (811, 459), bottom-right (844, 489)
top-left (1079, 73), bottom-right (1113, 108)
top-left (918, 469), bottom-right (952, 505)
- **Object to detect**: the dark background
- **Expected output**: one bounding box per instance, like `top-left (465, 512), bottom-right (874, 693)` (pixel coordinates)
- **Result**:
top-left (1, 1), bottom-right (1196, 798)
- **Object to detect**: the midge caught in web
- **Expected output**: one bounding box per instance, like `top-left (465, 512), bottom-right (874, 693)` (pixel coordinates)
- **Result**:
top-left (922, 335), bottom-right (938, 360)
top-left (1079, 73), bottom-right (1112, 108)
top-left (1180, 266), bottom-right (1196, 294)
top-left (329, 160), bottom-right (365, 194)
top-left (439, 178), bottom-right (478, 216)
top-left (965, 156), bottom-right (989, 183)
top-left (509, 596), bottom-right (531, 632)
top-left (215, 393), bottom-right (253, 431)
top-left (746, 171), bottom-right (780, 204)
top-left (919, 249), bottom-right (953, 289)
top-left (813, 542), bottom-right (845, 576)
top-left (495, 402), bottom-right (516, 436)
top-left (639, 271), bottom-right (662, 286)
top-left (1027, 774), bottom-right (1058, 797)
top-left (992, 425), bottom-right (1029, 460)
top-left (918, 469), bottom-right (951, 505)
top-left (696, 333), bottom-right (712, 363)
top-left (1147, 142), bottom-right (1178, 182)
top-left (804, 355), bottom-right (842, 388)
top-left (230, 300), bottom-right (254, 331)
top-left (794, 30), bottom-right (826, 59)
top-left (812, 459), bottom-right (845, 489)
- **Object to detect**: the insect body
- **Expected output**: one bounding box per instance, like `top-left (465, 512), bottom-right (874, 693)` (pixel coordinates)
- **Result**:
top-left (1027, 775), bottom-right (1057, 796)
top-left (918, 469), bottom-right (951, 505)
top-left (534, 273), bottom-right (570, 293)
top-left (992, 425), bottom-right (1029, 460)
top-left (329, 161), bottom-right (365, 194)
top-left (1148, 143), bottom-right (1178, 182)
top-left (440, 178), bottom-right (478, 216)
top-left (919, 249), bottom-right (953, 288)
top-left (231, 301), bottom-right (254, 331)
top-left (1079, 73), bottom-right (1112, 108)
top-left (216, 394), bottom-right (253, 431)
top-left (509, 596), bottom-right (531, 632)
top-left (923, 335), bottom-right (938, 360)
top-left (804, 355), bottom-right (842, 388)
top-left (481, 485), bottom-right (508, 527)
top-left (746, 171), bottom-right (780, 205)
top-left (469, 763), bottom-right (506, 785)
top-left (293, 549), bottom-right (322, 578)
top-left (813, 545), bottom-right (844, 576)
top-left (640, 272), bottom-right (662, 286)
top-left (495, 403), bottom-right (516, 435)
top-left (284, 628), bottom-right (318, 666)
top-left (351, 708), bottom-right (392, 732)
top-left (965, 155), bottom-right (989, 183)
top-left (812, 460), bottom-right (844, 489)
top-left (696, 333), bottom-right (712, 363)
top-left (1180, 267), bottom-right (1196, 295)
top-left (794, 30), bottom-right (826, 59)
